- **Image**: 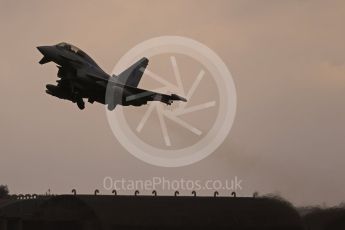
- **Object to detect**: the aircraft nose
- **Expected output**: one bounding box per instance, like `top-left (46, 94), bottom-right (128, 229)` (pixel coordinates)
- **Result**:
top-left (37, 46), bottom-right (50, 55)
top-left (37, 46), bottom-right (54, 64)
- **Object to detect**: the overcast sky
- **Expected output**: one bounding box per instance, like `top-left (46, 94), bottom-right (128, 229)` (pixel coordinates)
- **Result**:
top-left (1, 0), bottom-right (345, 206)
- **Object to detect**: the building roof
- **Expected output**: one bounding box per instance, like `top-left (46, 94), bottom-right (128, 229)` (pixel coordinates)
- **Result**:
top-left (0, 195), bottom-right (304, 230)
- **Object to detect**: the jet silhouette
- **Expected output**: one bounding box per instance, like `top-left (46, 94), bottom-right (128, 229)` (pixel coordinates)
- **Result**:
top-left (37, 42), bottom-right (187, 110)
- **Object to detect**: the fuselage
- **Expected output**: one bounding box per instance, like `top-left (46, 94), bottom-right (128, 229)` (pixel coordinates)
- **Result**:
top-left (38, 42), bottom-right (187, 110)
top-left (38, 44), bottom-right (153, 106)
top-left (37, 43), bottom-right (112, 105)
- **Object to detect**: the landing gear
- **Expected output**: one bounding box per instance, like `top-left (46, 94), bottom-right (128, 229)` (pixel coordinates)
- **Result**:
top-left (76, 98), bottom-right (85, 110)
top-left (73, 92), bottom-right (84, 110)
top-left (107, 101), bottom-right (116, 111)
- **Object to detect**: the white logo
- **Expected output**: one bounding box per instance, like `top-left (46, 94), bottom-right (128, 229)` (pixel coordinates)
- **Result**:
top-left (106, 36), bottom-right (236, 167)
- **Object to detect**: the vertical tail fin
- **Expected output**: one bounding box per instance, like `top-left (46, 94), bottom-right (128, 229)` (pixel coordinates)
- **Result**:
top-left (114, 57), bottom-right (149, 87)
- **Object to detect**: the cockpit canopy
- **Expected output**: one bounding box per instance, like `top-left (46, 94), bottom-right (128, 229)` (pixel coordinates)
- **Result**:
top-left (56, 42), bottom-right (85, 57)
top-left (55, 42), bottom-right (99, 66)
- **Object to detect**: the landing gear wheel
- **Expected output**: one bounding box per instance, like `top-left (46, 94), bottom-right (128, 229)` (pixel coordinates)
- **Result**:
top-left (77, 99), bottom-right (85, 110)
top-left (107, 102), bottom-right (116, 111)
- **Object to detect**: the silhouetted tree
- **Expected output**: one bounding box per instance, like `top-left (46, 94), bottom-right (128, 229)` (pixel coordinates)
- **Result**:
top-left (0, 185), bottom-right (9, 198)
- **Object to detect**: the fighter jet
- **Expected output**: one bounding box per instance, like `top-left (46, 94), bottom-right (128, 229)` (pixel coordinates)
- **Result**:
top-left (37, 42), bottom-right (187, 110)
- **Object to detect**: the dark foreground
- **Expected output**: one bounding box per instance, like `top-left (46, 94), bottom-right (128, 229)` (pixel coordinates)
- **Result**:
top-left (0, 194), bottom-right (344, 230)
